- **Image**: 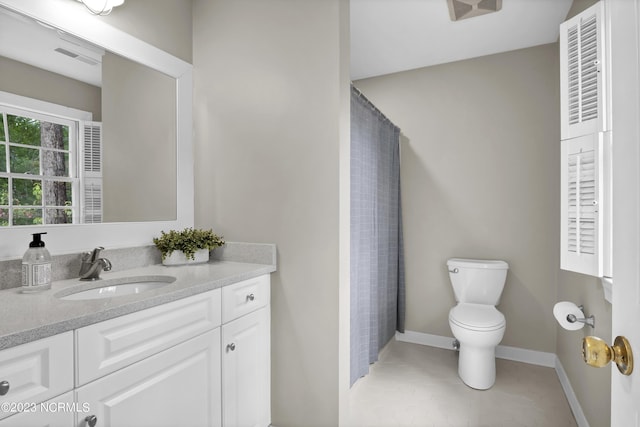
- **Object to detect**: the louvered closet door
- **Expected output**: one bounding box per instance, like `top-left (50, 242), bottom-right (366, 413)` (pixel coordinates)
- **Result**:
top-left (560, 1), bottom-right (607, 140)
top-left (561, 133), bottom-right (604, 276)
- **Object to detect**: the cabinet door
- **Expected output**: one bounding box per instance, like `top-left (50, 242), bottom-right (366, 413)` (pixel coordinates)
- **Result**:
top-left (222, 307), bottom-right (270, 427)
top-left (0, 391), bottom-right (74, 427)
top-left (560, 1), bottom-right (608, 139)
top-left (0, 332), bottom-right (73, 420)
top-left (561, 132), bottom-right (610, 277)
top-left (77, 328), bottom-right (221, 427)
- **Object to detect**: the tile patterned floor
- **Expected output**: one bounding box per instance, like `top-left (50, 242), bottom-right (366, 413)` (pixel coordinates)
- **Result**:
top-left (348, 339), bottom-right (578, 427)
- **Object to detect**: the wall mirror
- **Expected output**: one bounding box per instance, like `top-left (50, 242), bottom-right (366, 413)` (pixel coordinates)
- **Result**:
top-left (0, 0), bottom-right (193, 259)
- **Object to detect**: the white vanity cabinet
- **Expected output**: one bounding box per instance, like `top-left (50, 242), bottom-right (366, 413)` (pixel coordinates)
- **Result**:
top-left (221, 275), bottom-right (271, 427)
top-left (0, 273), bottom-right (271, 427)
top-left (75, 289), bottom-right (223, 427)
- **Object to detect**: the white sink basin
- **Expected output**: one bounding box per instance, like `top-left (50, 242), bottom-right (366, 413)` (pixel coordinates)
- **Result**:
top-left (58, 275), bottom-right (176, 301)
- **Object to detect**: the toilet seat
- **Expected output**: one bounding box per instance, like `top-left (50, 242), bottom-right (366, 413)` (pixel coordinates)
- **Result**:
top-left (449, 303), bottom-right (505, 331)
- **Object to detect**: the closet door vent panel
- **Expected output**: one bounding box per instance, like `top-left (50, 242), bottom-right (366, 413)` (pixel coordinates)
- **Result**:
top-left (560, 1), bottom-right (607, 139)
top-left (561, 133), bottom-right (605, 276)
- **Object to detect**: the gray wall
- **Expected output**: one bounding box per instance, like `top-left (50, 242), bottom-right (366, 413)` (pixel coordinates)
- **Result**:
top-left (566, 0), bottom-right (600, 22)
top-left (192, 1), bottom-right (350, 426)
top-left (557, 271), bottom-right (611, 427)
top-left (101, 52), bottom-right (177, 223)
top-left (355, 43), bottom-right (561, 353)
top-left (0, 55), bottom-right (101, 120)
top-left (100, 0), bottom-right (193, 63)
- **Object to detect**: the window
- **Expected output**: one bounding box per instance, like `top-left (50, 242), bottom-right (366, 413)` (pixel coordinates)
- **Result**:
top-left (0, 106), bottom-right (77, 226)
top-left (0, 93), bottom-right (98, 227)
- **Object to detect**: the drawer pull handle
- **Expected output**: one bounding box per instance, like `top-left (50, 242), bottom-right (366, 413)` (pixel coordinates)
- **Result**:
top-left (0, 381), bottom-right (9, 396)
top-left (227, 343), bottom-right (236, 352)
top-left (247, 293), bottom-right (255, 302)
top-left (85, 415), bottom-right (98, 427)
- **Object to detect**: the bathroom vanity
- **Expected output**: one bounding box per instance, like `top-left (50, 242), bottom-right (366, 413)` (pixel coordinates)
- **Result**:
top-left (0, 2), bottom-right (275, 425)
top-left (0, 250), bottom-right (274, 427)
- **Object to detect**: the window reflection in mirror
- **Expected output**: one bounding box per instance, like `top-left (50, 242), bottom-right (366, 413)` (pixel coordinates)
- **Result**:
top-left (0, 109), bottom-right (75, 226)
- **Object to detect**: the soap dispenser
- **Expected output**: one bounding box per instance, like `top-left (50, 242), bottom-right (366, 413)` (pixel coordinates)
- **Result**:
top-left (21, 232), bottom-right (52, 293)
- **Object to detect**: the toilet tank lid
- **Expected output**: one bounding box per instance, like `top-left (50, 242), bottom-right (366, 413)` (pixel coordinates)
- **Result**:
top-left (447, 258), bottom-right (509, 270)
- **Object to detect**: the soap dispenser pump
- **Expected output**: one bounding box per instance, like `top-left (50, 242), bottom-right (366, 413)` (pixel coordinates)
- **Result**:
top-left (21, 232), bottom-right (52, 293)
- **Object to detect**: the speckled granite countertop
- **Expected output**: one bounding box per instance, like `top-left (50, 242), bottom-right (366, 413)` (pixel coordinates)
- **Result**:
top-left (0, 245), bottom-right (276, 351)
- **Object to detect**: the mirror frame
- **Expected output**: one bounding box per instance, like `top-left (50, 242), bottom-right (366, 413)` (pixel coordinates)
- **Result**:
top-left (0, 0), bottom-right (193, 260)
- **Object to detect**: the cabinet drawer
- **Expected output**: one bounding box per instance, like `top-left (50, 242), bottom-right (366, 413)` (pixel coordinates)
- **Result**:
top-left (76, 288), bottom-right (221, 386)
top-left (0, 332), bottom-right (73, 420)
top-left (222, 275), bottom-right (270, 323)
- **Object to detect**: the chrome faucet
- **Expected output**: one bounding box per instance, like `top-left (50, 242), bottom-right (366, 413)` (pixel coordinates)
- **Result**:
top-left (79, 247), bottom-right (112, 281)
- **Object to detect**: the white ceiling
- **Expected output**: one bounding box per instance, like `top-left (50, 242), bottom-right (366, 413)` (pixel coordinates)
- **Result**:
top-left (351, 0), bottom-right (573, 80)
top-left (0, 7), bottom-right (104, 86)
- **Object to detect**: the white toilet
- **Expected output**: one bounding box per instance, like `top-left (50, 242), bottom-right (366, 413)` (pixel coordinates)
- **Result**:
top-left (447, 258), bottom-right (508, 390)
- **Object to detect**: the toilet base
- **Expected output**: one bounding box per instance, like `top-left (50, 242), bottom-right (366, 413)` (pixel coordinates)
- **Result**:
top-left (458, 344), bottom-right (496, 390)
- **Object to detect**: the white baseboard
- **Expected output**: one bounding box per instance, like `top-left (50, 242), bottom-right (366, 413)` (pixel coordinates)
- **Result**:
top-left (396, 330), bottom-right (555, 367)
top-left (396, 330), bottom-right (456, 350)
top-left (555, 357), bottom-right (590, 427)
top-left (396, 330), bottom-right (589, 426)
top-left (495, 344), bottom-right (556, 367)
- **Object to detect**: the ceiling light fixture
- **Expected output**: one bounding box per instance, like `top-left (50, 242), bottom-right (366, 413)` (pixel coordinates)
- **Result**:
top-left (77, 0), bottom-right (125, 16)
top-left (447, 0), bottom-right (502, 22)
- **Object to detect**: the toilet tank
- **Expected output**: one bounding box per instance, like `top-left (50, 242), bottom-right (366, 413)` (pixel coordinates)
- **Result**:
top-left (447, 258), bottom-right (509, 305)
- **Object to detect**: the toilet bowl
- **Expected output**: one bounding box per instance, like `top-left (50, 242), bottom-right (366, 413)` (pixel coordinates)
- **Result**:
top-left (449, 303), bottom-right (505, 389)
top-left (447, 258), bottom-right (509, 390)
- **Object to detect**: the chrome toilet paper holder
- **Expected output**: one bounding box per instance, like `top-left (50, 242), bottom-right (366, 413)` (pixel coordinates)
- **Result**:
top-left (567, 305), bottom-right (596, 328)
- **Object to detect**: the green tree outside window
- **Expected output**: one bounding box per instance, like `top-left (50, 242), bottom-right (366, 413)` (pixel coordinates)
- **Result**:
top-left (0, 110), bottom-right (73, 226)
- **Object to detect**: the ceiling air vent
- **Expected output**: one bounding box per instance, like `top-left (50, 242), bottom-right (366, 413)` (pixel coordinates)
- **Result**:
top-left (447, 0), bottom-right (502, 22)
top-left (54, 33), bottom-right (104, 66)
top-left (54, 47), bottom-right (100, 65)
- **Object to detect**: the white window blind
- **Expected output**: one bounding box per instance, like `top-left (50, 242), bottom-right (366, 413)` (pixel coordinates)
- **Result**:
top-left (561, 133), bottom-right (605, 277)
top-left (560, 1), bottom-right (607, 140)
top-left (81, 122), bottom-right (103, 223)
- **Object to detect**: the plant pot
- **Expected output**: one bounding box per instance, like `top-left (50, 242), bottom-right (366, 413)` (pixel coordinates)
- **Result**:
top-left (162, 248), bottom-right (210, 266)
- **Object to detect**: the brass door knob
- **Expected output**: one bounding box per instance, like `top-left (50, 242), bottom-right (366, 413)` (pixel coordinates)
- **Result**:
top-left (582, 335), bottom-right (634, 375)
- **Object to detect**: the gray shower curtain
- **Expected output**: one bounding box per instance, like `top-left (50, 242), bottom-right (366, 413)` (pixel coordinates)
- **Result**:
top-left (350, 85), bottom-right (405, 386)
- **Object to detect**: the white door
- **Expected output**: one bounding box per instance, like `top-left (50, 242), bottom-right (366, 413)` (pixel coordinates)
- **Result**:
top-left (608, 0), bottom-right (640, 425)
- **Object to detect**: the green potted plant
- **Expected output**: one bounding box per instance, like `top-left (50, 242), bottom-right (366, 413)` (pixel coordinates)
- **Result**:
top-left (153, 228), bottom-right (225, 266)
